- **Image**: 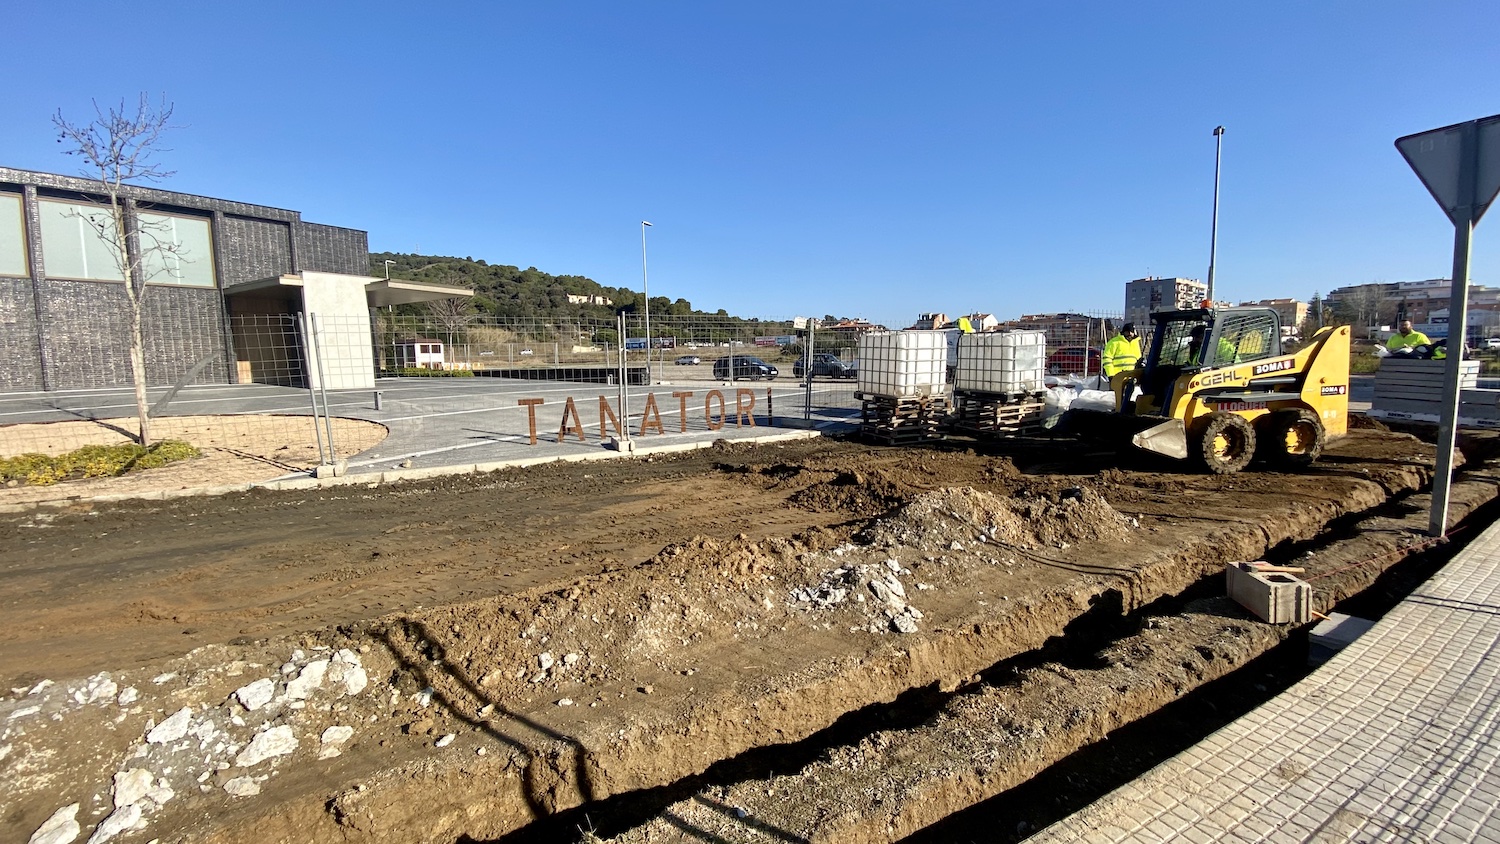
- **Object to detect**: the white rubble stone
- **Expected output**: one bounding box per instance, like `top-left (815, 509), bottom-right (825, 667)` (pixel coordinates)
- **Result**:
top-left (85, 675), bottom-right (118, 705)
top-left (321, 725), bottom-right (354, 746)
top-left (27, 803), bottom-right (80, 844)
top-left (223, 777), bottom-right (260, 797)
top-left (29, 679), bottom-right (54, 696)
top-left (283, 659), bottom-right (329, 701)
top-left (414, 688), bottom-right (434, 707)
top-left (146, 708), bottom-right (192, 744)
top-left (9, 705), bottom-right (41, 720)
top-left (145, 781), bottom-right (174, 807)
top-left (537, 652), bottom-right (555, 672)
top-left (327, 650), bottom-right (368, 696)
top-left (892, 614), bottom-right (919, 634)
top-left (235, 725), bottom-right (298, 767)
top-left (563, 653), bottom-right (581, 667)
top-left (83, 803), bottom-right (141, 844)
top-left (435, 733), bottom-right (456, 747)
top-left (234, 679), bottom-right (275, 712)
top-left (113, 769), bottom-right (153, 809)
top-left (116, 688), bottom-right (138, 706)
top-left (318, 745), bottom-right (343, 760)
top-left (150, 673), bottom-right (176, 685)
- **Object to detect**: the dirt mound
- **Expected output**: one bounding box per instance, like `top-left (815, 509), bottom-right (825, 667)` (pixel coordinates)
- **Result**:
top-left (862, 486), bottom-right (1134, 551)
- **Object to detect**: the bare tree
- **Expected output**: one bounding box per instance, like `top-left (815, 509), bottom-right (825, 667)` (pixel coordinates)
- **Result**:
top-left (53, 95), bottom-right (179, 445)
top-left (424, 296), bottom-right (477, 339)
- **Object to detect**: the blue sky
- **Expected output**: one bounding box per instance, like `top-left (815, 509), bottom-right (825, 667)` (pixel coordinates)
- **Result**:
top-left (6, 2), bottom-right (1497, 328)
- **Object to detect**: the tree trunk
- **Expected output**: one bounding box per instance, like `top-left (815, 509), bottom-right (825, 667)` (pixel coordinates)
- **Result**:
top-left (129, 301), bottom-right (151, 446)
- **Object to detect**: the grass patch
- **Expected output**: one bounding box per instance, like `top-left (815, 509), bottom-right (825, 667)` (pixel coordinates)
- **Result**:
top-left (1, 440), bottom-right (201, 486)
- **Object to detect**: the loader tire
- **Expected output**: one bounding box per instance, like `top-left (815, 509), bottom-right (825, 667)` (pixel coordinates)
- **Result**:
top-left (1260, 408), bottom-right (1325, 469)
top-left (1195, 412), bottom-right (1256, 475)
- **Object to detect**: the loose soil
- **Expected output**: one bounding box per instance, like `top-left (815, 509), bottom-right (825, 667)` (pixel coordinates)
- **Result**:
top-left (0, 427), bottom-right (1488, 844)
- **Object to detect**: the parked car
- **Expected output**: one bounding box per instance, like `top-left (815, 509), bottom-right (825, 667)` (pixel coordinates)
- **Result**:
top-left (674, 355), bottom-right (701, 365)
top-left (1486, 338), bottom-right (1500, 350)
top-left (793, 353), bottom-right (857, 379)
top-left (1046, 346), bottom-right (1103, 375)
top-left (713, 355), bottom-right (779, 380)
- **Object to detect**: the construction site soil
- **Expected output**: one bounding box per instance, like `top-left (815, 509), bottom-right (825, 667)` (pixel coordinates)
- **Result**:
top-left (4, 428), bottom-right (1498, 844)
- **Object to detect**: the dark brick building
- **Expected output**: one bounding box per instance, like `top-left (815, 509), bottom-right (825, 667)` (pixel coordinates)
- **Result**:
top-left (0, 166), bottom-right (370, 392)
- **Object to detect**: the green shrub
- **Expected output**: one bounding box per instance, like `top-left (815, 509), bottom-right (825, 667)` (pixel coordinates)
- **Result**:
top-left (1350, 352), bottom-right (1382, 375)
top-left (0, 440), bottom-right (202, 486)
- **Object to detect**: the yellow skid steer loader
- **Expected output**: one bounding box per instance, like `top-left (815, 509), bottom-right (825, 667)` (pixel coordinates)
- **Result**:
top-left (1055, 307), bottom-right (1350, 474)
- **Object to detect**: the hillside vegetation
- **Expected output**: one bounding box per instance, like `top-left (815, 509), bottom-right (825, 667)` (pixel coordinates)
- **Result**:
top-left (370, 252), bottom-right (709, 320)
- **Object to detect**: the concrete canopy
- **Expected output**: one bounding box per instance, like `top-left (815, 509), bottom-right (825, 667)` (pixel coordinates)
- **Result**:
top-left (365, 279), bottom-right (474, 307)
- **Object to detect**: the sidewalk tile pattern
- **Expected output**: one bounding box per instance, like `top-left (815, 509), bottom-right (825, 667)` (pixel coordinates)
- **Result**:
top-left (1031, 519), bottom-right (1500, 843)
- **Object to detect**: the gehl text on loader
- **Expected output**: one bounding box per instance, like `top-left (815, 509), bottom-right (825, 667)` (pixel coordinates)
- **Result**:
top-left (1051, 306), bottom-right (1351, 474)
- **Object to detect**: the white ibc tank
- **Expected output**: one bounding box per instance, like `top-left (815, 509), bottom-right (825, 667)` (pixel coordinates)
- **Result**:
top-left (856, 331), bottom-right (948, 399)
top-left (953, 331), bottom-right (1047, 394)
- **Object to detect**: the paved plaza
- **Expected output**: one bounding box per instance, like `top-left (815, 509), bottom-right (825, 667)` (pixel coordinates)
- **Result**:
top-left (0, 375), bottom-right (860, 473)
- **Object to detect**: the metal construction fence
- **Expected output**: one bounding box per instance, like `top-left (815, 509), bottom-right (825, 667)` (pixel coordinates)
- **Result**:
top-left (0, 309), bottom-right (1124, 472)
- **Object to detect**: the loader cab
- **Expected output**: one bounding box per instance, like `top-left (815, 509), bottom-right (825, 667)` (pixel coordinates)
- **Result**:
top-left (1137, 308), bottom-right (1282, 413)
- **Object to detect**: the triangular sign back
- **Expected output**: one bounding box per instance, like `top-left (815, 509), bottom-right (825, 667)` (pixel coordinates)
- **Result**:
top-left (1395, 114), bottom-right (1500, 226)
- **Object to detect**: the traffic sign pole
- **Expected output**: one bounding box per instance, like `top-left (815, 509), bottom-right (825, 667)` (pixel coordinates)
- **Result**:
top-left (1429, 122), bottom-right (1480, 537)
top-left (1396, 115), bottom-right (1498, 537)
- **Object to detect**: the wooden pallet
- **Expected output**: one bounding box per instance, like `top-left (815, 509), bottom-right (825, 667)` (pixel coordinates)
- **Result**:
top-left (953, 388), bottom-right (1046, 405)
top-left (946, 395), bottom-right (1046, 437)
top-left (860, 394), bottom-right (949, 445)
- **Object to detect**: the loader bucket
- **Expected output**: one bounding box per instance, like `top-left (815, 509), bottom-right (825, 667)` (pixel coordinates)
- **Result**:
top-left (1131, 418), bottom-right (1188, 460)
top-left (1050, 409), bottom-right (1187, 458)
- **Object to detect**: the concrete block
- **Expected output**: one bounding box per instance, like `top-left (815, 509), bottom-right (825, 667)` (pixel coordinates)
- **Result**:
top-left (312, 460), bottom-right (349, 479)
top-left (1226, 562), bottom-right (1313, 624)
top-left (1309, 612), bottom-right (1375, 665)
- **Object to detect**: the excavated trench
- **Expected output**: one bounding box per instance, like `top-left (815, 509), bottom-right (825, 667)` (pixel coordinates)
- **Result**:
top-left (589, 471), bottom-right (1500, 844)
top-left (3, 430), bottom-right (1495, 844)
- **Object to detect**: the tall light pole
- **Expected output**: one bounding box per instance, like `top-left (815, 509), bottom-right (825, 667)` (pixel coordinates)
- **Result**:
top-left (1206, 125), bottom-right (1225, 306)
top-left (383, 259), bottom-right (395, 280)
top-left (641, 221), bottom-right (654, 382)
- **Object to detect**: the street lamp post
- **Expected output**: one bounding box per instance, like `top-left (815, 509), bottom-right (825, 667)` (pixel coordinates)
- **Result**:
top-left (1207, 126), bottom-right (1225, 305)
top-left (383, 259), bottom-right (395, 280)
top-left (641, 221), bottom-right (653, 383)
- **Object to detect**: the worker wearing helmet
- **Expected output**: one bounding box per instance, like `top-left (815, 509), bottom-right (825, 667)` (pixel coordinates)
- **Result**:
top-left (1103, 323), bottom-right (1142, 377)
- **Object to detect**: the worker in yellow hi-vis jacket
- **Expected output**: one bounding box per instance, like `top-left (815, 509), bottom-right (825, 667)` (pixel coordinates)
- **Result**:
top-left (1103, 323), bottom-right (1142, 378)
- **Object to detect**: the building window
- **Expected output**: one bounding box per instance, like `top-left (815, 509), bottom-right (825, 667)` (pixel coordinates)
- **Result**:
top-left (0, 193), bottom-right (24, 277)
top-left (38, 199), bottom-right (125, 281)
top-left (139, 211), bottom-right (216, 287)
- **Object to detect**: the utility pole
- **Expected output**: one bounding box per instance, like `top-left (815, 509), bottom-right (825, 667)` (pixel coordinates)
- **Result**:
top-left (1207, 126), bottom-right (1225, 305)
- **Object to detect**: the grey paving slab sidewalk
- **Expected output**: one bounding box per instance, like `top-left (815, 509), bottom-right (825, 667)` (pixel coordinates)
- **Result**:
top-left (1029, 520), bottom-right (1500, 844)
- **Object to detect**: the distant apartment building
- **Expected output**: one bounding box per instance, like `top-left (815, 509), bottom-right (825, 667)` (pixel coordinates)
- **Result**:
top-left (965, 313), bottom-right (1000, 332)
top-left (1123, 276), bottom-right (1208, 328)
top-left (995, 313), bottom-right (1111, 347)
top-left (1238, 298), bottom-right (1308, 337)
top-left (565, 293), bottom-right (613, 306)
top-left (1326, 279), bottom-right (1500, 338)
top-left (825, 318), bottom-right (886, 334)
top-left (907, 312), bottom-right (951, 330)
